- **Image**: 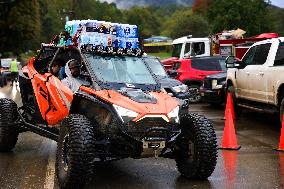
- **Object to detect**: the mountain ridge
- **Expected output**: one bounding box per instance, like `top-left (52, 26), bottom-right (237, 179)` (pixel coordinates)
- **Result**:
top-left (99, 0), bottom-right (194, 9)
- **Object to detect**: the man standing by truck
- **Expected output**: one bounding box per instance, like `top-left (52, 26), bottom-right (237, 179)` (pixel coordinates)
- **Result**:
top-left (9, 58), bottom-right (18, 86)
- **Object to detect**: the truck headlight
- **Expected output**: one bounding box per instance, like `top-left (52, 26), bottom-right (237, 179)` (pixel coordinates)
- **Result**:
top-left (113, 104), bottom-right (138, 122)
top-left (212, 79), bottom-right (223, 89)
top-left (172, 84), bottom-right (188, 93)
top-left (167, 106), bottom-right (179, 123)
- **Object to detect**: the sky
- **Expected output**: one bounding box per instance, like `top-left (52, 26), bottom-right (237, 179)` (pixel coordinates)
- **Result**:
top-left (271, 0), bottom-right (284, 8)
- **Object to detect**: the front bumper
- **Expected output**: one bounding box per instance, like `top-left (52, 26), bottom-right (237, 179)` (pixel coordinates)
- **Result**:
top-left (201, 88), bottom-right (225, 104)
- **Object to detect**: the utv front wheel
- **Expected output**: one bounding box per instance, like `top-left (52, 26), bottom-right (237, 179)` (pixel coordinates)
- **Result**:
top-left (56, 114), bottom-right (97, 189)
top-left (174, 113), bottom-right (217, 179)
top-left (0, 98), bottom-right (19, 152)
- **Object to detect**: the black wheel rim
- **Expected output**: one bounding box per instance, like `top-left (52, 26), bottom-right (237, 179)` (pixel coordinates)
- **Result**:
top-left (62, 134), bottom-right (70, 172)
top-left (188, 88), bottom-right (201, 103)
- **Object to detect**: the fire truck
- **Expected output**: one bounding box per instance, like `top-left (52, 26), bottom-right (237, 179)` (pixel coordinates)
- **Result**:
top-left (161, 32), bottom-right (279, 70)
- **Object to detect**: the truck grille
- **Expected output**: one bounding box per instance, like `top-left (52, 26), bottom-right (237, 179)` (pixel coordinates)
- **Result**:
top-left (125, 118), bottom-right (179, 140)
top-left (204, 78), bottom-right (212, 88)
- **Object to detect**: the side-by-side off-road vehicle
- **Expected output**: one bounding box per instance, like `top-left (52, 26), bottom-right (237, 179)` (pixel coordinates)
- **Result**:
top-left (0, 20), bottom-right (217, 189)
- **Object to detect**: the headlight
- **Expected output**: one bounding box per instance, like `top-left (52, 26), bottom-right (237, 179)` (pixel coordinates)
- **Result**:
top-left (212, 79), bottom-right (223, 89)
top-left (167, 106), bottom-right (179, 123)
top-left (113, 104), bottom-right (138, 122)
top-left (172, 84), bottom-right (188, 93)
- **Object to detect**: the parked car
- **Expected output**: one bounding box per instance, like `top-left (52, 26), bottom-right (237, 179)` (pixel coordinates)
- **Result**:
top-left (169, 56), bottom-right (226, 103)
top-left (200, 71), bottom-right (227, 106)
top-left (143, 56), bottom-right (189, 110)
top-left (226, 37), bottom-right (284, 122)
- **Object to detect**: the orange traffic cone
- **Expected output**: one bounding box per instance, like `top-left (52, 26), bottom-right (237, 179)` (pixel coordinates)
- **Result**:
top-left (277, 116), bottom-right (284, 151)
top-left (220, 101), bottom-right (241, 150)
top-left (224, 92), bottom-right (236, 120)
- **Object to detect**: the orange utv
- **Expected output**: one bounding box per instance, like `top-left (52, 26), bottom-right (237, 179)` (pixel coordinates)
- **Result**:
top-left (0, 44), bottom-right (217, 189)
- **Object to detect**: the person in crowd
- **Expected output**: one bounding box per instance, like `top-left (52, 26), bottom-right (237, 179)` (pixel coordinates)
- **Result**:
top-left (9, 58), bottom-right (19, 86)
top-left (50, 59), bottom-right (64, 77)
top-left (62, 59), bottom-right (89, 92)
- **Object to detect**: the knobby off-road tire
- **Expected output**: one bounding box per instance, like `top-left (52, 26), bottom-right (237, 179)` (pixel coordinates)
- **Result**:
top-left (56, 114), bottom-right (97, 189)
top-left (174, 112), bottom-right (217, 179)
top-left (0, 98), bottom-right (19, 152)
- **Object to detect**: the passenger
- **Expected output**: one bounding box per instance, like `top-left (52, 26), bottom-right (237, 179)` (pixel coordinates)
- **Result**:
top-left (62, 59), bottom-right (89, 92)
top-left (50, 59), bottom-right (64, 77)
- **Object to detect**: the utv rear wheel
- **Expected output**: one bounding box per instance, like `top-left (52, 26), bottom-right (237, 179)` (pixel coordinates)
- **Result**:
top-left (56, 114), bottom-right (97, 189)
top-left (0, 98), bottom-right (19, 152)
top-left (188, 85), bottom-right (201, 103)
top-left (174, 113), bottom-right (217, 179)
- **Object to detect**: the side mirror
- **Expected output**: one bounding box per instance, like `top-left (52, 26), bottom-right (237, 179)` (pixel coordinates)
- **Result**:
top-left (167, 70), bottom-right (179, 78)
top-left (226, 55), bottom-right (240, 68)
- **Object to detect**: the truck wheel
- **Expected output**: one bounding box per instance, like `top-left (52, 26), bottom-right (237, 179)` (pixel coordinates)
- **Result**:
top-left (280, 98), bottom-right (284, 124)
top-left (0, 98), bottom-right (19, 152)
top-left (227, 86), bottom-right (241, 117)
top-left (174, 113), bottom-right (217, 179)
top-left (188, 85), bottom-right (201, 103)
top-left (56, 114), bottom-right (97, 189)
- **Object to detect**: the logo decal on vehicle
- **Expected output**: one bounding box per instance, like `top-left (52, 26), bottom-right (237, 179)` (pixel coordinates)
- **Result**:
top-left (126, 83), bottom-right (135, 88)
top-left (39, 86), bottom-right (48, 100)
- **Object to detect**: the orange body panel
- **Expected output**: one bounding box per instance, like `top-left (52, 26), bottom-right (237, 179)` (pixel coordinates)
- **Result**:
top-left (27, 58), bottom-right (73, 125)
top-left (80, 86), bottom-right (179, 122)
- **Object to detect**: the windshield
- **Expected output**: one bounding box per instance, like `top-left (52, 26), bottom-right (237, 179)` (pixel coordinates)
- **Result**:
top-left (144, 57), bottom-right (167, 78)
top-left (172, 43), bottom-right (183, 57)
top-left (85, 54), bottom-right (157, 85)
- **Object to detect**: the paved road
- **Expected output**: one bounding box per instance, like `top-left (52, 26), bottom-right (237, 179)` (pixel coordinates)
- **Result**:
top-left (0, 84), bottom-right (284, 189)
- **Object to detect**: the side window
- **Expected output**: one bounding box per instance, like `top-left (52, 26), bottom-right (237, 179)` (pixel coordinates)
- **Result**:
top-left (191, 59), bottom-right (222, 71)
top-left (192, 42), bottom-right (205, 55)
top-left (274, 42), bottom-right (284, 66)
top-left (184, 43), bottom-right (191, 55)
top-left (252, 43), bottom-right (271, 65)
top-left (242, 43), bottom-right (271, 66)
top-left (242, 46), bottom-right (256, 66)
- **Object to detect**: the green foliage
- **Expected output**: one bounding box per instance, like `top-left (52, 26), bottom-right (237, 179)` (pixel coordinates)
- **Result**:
top-left (124, 6), bottom-right (160, 38)
top-left (207, 0), bottom-right (275, 36)
top-left (269, 7), bottom-right (284, 36)
top-left (0, 0), bottom-right (283, 55)
top-left (162, 9), bottom-right (210, 38)
top-left (148, 52), bottom-right (172, 60)
top-left (18, 51), bottom-right (37, 65)
top-left (7, 0), bottom-right (41, 52)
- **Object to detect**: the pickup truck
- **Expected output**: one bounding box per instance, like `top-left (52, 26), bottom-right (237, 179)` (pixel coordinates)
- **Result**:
top-left (226, 37), bottom-right (284, 123)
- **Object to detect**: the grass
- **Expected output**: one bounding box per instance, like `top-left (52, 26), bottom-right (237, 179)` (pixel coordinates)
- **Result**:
top-left (147, 52), bottom-right (172, 60)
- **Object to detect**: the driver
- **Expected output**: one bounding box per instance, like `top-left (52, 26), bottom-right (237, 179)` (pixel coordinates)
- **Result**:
top-left (62, 59), bottom-right (89, 92)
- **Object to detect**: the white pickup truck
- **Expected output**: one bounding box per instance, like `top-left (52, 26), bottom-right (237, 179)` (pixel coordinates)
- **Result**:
top-left (226, 37), bottom-right (284, 122)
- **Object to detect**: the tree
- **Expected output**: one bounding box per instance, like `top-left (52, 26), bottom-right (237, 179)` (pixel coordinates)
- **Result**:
top-left (124, 7), bottom-right (160, 38)
top-left (162, 9), bottom-right (210, 38)
top-left (207, 0), bottom-right (275, 36)
top-left (7, 0), bottom-right (41, 53)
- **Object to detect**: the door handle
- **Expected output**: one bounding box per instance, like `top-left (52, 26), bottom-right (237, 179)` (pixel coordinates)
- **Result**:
top-left (259, 72), bottom-right (264, 76)
top-left (246, 72), bottom-right (250, 75)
